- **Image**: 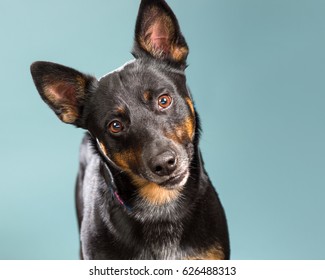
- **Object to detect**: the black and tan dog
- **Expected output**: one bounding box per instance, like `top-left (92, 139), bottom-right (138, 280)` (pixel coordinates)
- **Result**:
top-left (30, 0), bottom-right (230, 260)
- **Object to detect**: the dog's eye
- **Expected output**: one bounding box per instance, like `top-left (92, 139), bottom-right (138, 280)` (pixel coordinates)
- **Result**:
top-left (158, 94), bottom-right (172, 110)
top-left (108, 120), bottom-right (124, 134)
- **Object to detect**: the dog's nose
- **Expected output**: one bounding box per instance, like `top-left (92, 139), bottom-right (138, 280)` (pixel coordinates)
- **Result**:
top-left (149, 151), bottom-right (177, 176)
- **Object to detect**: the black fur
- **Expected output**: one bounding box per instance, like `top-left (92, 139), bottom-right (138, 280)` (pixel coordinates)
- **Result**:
top-left (30, 0), bottom-right (230, 260)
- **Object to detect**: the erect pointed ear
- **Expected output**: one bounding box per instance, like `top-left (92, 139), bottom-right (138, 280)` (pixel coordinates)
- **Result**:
top-left (30, 61), bottom-right (97, 127)
top-left (133, 0), bottom-right (189, 67)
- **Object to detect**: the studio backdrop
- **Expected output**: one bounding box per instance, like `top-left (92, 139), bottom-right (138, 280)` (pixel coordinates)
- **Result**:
top-left (0, 0), bottom-right (324, 259)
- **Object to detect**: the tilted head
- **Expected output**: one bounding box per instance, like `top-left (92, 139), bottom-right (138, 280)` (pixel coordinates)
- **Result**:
top-left (30, 0), bottom-right (199, 204)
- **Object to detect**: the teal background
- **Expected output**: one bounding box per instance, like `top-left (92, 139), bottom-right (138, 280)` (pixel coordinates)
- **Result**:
top-left (0, 0), bottom-right (324, 259)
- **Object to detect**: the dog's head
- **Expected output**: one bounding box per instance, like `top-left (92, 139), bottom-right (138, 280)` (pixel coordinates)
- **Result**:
top-left (31, 0), bottom-right (198, 203)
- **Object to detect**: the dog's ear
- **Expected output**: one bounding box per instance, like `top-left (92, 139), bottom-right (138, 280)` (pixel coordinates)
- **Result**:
top-left (30, 61), bottom-right (97, 127)
top-left (133, 0), bottom-right (188, 67)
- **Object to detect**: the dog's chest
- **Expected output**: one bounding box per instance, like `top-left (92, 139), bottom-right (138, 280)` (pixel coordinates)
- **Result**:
top-left (138, 222), bottom-right (183, 260)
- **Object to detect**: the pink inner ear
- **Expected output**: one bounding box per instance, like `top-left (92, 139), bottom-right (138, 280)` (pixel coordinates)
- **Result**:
top-left (150, 21), bottom-right (170, 53)
top-left (47, 82), bottom-right (77, 106)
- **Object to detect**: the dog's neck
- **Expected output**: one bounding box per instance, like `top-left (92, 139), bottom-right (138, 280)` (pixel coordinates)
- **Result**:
top-left (99, 160), bottom-right (133, 212)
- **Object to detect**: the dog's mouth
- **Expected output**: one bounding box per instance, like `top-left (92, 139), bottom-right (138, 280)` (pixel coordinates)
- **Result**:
top-left (137, 162), bottom-right (190, 189)
top-left (159, 170), bottom-right (189, 189)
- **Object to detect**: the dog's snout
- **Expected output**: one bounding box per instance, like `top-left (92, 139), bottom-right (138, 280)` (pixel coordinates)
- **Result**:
top-left (149, 151), bottom-right (177, 176)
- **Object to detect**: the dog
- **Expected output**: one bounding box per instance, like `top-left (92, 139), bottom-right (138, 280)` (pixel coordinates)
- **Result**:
top-left (30, 0), bottom-right (230, 260)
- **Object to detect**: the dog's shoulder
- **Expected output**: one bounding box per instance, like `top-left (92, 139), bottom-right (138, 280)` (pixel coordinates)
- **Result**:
top-left (79, 133), bottom-right (98, 167)
top-left (77, 133), bottom-right (104, 206)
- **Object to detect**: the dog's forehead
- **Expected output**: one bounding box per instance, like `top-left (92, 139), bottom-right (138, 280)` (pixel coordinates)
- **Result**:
top-left (97, 59), bottom-right (186, 103)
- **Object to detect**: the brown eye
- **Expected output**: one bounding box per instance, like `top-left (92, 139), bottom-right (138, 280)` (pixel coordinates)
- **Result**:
top-left (158, 94), bottom-right (172, 109)
top-left (108, 120), bottom-right (124, 133)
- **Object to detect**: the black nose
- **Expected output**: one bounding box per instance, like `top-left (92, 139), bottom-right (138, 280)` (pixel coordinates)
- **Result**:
top-left (149, 151), bottom-right (177, 176)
